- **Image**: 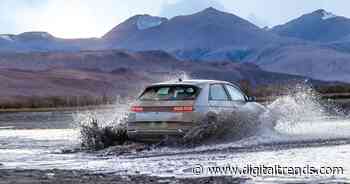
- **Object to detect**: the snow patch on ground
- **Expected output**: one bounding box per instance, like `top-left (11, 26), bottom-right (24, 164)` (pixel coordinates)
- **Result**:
top-left (19, 32), bottom-right (52, 39)
top-left (39, 32), bottom-right (51, 38)
top-left (30, 32), bottom-right (51, 38)
top-left (321, 10), bottom-right (337, 20)
top-left (0, 35), bottom-right (13, 42)
top-left (137, 16), bottom-right (164, 30)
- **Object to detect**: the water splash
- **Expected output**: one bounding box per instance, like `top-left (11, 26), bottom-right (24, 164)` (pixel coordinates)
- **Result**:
top-left (73, 102), bottom-right (130, 150)
top-left (268, 84), bottom-right (346, 135)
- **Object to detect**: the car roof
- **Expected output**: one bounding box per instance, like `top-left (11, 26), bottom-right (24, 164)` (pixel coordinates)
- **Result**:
top-left (150, 79), bottom-right (234, 87)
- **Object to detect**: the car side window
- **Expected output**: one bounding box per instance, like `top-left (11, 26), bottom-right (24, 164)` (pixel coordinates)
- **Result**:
top-left (210, 84), bottom-right (229, 101)
top-left (225, 85), bottom-right (245, 101)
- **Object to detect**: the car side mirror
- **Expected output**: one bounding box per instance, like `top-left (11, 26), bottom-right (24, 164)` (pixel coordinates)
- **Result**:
top-left (247, 96), bottom-right (256, 102)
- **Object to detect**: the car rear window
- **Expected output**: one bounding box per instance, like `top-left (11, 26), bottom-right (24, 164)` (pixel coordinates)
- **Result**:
top-left (139, 85), bottom-right (199, 101)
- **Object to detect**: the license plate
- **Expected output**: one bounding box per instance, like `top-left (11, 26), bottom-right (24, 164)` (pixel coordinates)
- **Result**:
top-left (135, 112), bottom-right (182, 122)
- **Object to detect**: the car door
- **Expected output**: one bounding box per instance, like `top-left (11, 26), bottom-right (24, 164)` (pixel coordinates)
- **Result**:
top-left (224, 84), bottom-right (247, 109)
top-left (224, 84), bottom-right (264, 124)
top-left (208, 84), bottom-right (232, 113)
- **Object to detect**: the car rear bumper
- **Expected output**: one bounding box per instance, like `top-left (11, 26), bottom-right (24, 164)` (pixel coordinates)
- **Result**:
top-left (127, 121), bottom-right (193, 142)
top-left (126, 110), bottom-right (203, 142)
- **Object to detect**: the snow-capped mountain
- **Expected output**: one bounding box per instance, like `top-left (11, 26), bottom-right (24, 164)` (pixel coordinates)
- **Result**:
top-left (103, 15), bottom-right (168, 42)
top-left (0, 32), bottom-right (82, 52)
top-left (271, 9), bottom-right (350, 42)
top-left (16, 32), bottom-right (54, 40)
top-left (102, 7), bottom-right (286, 61)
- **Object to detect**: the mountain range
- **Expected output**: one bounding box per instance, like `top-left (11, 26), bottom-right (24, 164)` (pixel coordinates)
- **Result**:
top-left (0, 50), bottom-right (318, 104)
top-left (1, 8), bottom-right (350, 84)
top-left (103, 8), bottom-right (282, 51)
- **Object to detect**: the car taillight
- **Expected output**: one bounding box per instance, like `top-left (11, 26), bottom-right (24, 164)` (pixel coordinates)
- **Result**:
top-left (173, 106), bottom-right (194, 112)
top-left (131, 106), bottom-right (143, 112)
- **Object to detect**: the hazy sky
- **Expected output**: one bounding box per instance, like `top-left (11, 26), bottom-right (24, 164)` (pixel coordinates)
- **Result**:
top-left (1, 0), bottom-right (350, 38)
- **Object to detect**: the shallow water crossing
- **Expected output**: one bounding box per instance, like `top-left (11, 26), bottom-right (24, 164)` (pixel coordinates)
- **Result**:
top-left (1, 90), bottom-right (350, 183)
